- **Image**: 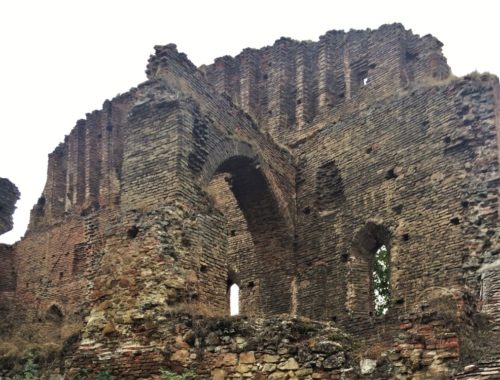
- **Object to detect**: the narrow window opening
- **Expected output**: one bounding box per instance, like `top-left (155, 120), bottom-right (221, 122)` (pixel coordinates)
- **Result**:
top-left (362, 77), bottom-right (369, 86)
top-left (229, 283), bottom-right (240, 316)
top-left (373, 245), bottom-right (390, 316)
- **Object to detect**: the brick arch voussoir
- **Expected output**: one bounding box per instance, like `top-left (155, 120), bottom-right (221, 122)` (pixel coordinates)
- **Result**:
top-left (199, 139), bottom-right (258, 186)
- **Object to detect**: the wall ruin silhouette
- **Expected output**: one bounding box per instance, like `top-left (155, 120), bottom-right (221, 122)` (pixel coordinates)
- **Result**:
top-left (0, 24), bottom-right (499, 379)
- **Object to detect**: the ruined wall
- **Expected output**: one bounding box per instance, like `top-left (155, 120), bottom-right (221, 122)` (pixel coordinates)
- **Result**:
top-left (68, 315), bottom-right (357, 380)
top-left (201, 23), bottom-right (450, 143)
top-left (293, 74), bottom-right (500, 329)
top-left (0, 24), bottom-right (499, 379)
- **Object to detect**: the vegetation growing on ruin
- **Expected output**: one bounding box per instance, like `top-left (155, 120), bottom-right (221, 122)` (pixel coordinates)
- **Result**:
top-left (373, 245), bottom-right (390, 316)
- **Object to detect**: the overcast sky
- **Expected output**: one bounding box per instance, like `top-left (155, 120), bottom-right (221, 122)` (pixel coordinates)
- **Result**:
top-left (1, 0), bottom-right (499, 244)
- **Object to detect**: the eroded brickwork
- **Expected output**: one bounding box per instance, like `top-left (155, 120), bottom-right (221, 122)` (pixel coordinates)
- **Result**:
top-left (0, 24), bottom-right (499, 379)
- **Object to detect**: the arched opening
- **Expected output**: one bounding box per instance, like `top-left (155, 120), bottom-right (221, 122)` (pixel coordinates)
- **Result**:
top-left (204, 156), bottom-right (294, 316)
top-left (347, 222), bottom-right (391, 317)
top-left (229, 283), bottom-right (240, 316)
top-left (46, 304), bottom-right (64, 323)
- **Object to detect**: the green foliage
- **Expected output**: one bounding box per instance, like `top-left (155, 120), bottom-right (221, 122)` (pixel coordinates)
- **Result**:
top-left (159, 368), bottom-right (196, 380)
top-left (74, 368), bottom-right (89, 380)
top-left (95, 369), bottom-right (114, 380)
top-left (20, 354), bottom-right (38, 380)
top-left (373, 245), bottom-right (390, 316)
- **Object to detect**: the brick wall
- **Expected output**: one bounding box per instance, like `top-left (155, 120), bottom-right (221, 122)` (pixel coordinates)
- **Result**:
top-left (201, 23), bottom-right (450, 143)
top-left (0, 24), bottom-right (498, 379)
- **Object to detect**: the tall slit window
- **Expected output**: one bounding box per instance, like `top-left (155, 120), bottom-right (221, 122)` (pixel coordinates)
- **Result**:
top-left (229, 283), bottom-right (240, 316)
top-left (373, 245), bottom-right (390, 316)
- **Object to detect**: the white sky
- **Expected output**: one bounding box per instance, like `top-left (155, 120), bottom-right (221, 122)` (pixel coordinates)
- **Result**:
top-left (1, 0), bottom-right (499, 244)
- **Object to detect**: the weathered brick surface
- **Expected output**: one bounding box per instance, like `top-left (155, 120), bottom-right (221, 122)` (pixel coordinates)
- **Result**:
top-left (0, 24), bottom-right (498, 379)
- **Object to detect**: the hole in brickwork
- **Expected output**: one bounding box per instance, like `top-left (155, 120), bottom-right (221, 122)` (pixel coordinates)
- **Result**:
top-left (461, 201), bottom-right (469, 208)
top-left (127, 225), bottom-right (139, 239)
top-left (444, 136), bottom-right (451, 144)
top-left (420, 120), bottom-right (430, 133)
top-left (200, 264), bottom-right (208, 273)
top-left (59, 272), bottom-right (64, 280)
top-left (350, 58), bottom-right (369, 94)
top-left (402, 233), bottom-right (410, 241)
top-left (230, 229), bottom-right (236, 237)
top-left (181, 236), bottom-right (191, 247)
top-left (46, 304), bottom-right (64, 323)
top-left (450, 217), bottom-right (460, 225)
top-left (392, 204), bottom-right (403, 214)
top-left (296, 98), bottom-right (302, 105)
top-left (248, 281), bottom-right (255, 288)
top-left (188, 117), bottom-right (209, 172)
top-left (316, 161), bottom-right (345, 210)
top-left (405, 51), bottom-right (418, 62)
top-left (366, 147), bottom-right (373, 154)
top-left (303, 207), bottom-right (311, 215)
top-left (385, 168), bottom-right (398, 180)
top-left (262, 74), bottom-right (268, 80)
top-left (106, 124), bottom-right (113, 132)
top-left (229, 283), bottom-right (240, 316)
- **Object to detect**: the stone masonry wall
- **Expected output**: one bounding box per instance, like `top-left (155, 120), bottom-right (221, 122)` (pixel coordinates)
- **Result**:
top-left (68, 315), bottom-right (357, 380)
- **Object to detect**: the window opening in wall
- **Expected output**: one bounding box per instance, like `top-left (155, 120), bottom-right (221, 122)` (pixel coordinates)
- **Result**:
top-left (46, 304), bottom-right (64, 323)
top-left (229, 283), bottom-right (240, 316)
top-left (373, 245), bottom-right (390, 316)
top-left (362, 77), bottom-right (369, 86)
